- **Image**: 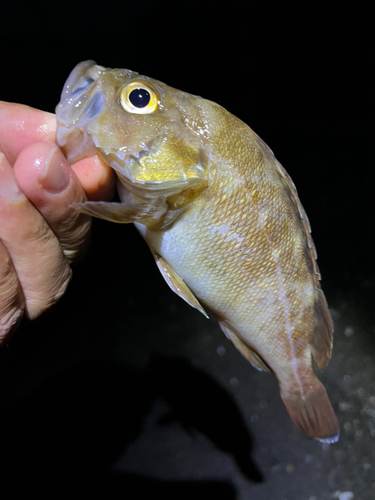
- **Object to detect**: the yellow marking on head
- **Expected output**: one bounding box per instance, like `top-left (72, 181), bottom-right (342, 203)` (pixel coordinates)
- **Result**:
top-left (222, 194), bottom-right (227, 201)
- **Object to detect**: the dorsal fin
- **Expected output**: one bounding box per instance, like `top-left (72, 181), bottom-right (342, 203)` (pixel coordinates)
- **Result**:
top-left (311, 287), bottom-right (334, 369)
top-left (255, 135), bottom-right (321, 286)
top-left (255, 135), bottom-right (334, 367)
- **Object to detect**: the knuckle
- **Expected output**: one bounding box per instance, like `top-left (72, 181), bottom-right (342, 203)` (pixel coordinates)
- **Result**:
top-left (26, 265), bottom-right (72, 320)
top-left (55, 214), bottom-right (92, 264)
top-left (0, 253), bottom-right (24, 343)
top-left (0, 307), bottom-right (24, 345)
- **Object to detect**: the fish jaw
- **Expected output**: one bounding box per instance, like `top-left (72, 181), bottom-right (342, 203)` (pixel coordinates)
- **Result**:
top-left (56, 60), bottom-right (105, 162)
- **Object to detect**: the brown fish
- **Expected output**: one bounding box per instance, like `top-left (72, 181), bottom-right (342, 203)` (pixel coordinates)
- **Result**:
top-left (56, 61), bottom-right (339, 442)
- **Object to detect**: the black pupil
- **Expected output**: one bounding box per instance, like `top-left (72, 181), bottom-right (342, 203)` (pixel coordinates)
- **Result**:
top-left (129, 88), bottom-right (151, 108)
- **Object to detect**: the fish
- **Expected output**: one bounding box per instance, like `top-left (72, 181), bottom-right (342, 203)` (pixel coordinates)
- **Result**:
top-left (56, 61), bottom-right (339, 442)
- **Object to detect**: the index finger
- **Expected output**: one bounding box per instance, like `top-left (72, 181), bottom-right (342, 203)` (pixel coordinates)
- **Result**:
top-left (0, 102), bottom-right (56, 164)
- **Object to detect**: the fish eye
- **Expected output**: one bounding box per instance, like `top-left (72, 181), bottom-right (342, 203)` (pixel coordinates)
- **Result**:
top-left (130, 88), bottom-right (150, 108)
top-left (120, 82), bottom-right (158, 114)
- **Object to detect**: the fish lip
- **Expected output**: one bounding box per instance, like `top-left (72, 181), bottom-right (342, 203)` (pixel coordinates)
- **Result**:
top-left (56, 61), bottom-right (101, 132)
top-left (56, 61), bottom-right (106, 160)
top-left (59, 60), bottom-right (97, 102)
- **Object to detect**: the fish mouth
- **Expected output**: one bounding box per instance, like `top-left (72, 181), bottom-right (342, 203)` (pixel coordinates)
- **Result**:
top-left (56, 60), bottom-right (104, 162)
top-left (56, 60), bottom-right (99, 124)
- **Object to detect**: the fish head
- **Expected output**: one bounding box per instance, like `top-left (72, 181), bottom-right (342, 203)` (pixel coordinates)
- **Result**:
top-left (56, 61), bottom-right (210, 200)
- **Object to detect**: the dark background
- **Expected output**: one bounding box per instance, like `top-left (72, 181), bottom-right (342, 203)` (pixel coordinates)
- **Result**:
top-left (1, 1), bottom-right (373, 499)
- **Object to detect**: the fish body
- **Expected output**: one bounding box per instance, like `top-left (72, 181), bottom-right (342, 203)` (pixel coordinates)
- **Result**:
top-left (56, 61), bottom-right (339, 442)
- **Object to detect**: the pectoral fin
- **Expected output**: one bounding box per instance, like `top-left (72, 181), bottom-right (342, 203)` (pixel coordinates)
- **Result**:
top-left (71, 199), bottom-right (167, 224)
top-left (153, 252), bottom-right (208, 318)
top-left (219, 322), bottom-right (271, 372)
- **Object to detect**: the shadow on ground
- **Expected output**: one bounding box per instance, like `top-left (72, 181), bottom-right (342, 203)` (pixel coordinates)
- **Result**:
top-left (0, 354), bottom-right (262, 496)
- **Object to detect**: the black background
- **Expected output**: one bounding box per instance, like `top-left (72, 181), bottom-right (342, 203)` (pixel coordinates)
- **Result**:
top-left (1, 1), bottom-right (374, 499)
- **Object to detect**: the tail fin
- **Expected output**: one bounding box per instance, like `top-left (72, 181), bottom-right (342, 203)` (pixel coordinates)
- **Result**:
top-left (281, 380), bottom-right (339, 443)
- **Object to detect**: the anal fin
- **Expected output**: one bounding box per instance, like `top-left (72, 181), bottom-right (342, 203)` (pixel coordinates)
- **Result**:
top-left (153, 252), bottom-right (208, 318)
top-left (311, 288), bottom-right (334, 370)
top-left (281, 379), bottom-right (339, 442)
top-left (219, 322), bottom-right (271, 372)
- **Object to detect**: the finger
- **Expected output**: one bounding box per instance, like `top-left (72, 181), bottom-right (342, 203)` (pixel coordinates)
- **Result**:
top-left (0, 102), bottom-right (56, 164)
top-left (13, 142), bottom-right (93, 263)
top-left (0, 152), bottom-right (72, 320)
top-left (71, 154), bottom-right (116, 201)
top-left (0, 240), bottom-right (24, 343)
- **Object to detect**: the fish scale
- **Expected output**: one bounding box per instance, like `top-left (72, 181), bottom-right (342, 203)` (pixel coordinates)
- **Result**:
top-left (56, 61), bottom-right (339, 442)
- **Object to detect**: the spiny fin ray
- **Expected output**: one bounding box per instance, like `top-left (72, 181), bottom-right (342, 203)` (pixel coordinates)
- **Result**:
top-left (311, 288), bottom-right (334, 369)
top-left (219, 322), bottom-right (271, 372)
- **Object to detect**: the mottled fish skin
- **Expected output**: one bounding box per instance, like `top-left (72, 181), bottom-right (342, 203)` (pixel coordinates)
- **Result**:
top-left (56, 61), bottom-right (339, 442)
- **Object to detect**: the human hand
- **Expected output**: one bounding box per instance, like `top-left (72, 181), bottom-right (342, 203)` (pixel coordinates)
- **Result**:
top-left (0, 102), bottom-right (116, 344)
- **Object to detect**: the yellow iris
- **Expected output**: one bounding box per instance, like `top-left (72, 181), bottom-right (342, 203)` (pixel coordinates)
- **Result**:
top-left (120, 81), bottom-right (158, 114)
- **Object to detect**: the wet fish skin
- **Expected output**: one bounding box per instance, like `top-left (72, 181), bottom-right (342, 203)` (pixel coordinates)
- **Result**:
top-left (56, 61), bottom-right (339, 442)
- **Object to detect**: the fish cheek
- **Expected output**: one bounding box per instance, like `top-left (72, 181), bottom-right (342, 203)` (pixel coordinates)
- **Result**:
top-left (137, 134), bottom-right (207, 183)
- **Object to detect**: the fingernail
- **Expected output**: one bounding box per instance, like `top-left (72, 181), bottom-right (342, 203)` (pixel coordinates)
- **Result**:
top-left (39, 146), bottom-right (70, 194)
top-left (0, 152), bottom-right (25, 201)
